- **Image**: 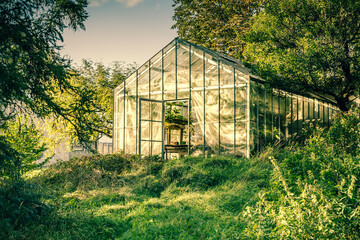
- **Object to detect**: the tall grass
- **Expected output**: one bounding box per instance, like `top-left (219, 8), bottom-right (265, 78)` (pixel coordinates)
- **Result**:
top-left (8, 153), bottom-right (272, 239)
top-left (7, 108), bottom-right (360, 239)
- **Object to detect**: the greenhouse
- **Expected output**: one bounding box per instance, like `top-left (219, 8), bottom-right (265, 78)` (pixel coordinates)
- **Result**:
top-left (113, 38), bottom-right (339, 159)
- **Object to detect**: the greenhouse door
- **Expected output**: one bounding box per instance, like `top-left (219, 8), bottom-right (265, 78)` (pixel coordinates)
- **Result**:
top-left (163, 99), bottom-right (190, 160)
top-left (139, 98), bottom-right (165, 159)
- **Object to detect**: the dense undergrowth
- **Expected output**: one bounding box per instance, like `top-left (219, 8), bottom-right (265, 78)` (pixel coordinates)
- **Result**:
top-left (2, 108), bottom-right (360, 239)
top-left (3, 153), bottom-right (271, 239)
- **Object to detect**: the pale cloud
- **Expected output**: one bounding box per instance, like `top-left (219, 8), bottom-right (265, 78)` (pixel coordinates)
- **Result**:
top-left (156, 2), bottom-right (160, 10)
top-left (89, 0), bottom-right (109, 7)
top-left (115, 0), bottom-right (144, 8)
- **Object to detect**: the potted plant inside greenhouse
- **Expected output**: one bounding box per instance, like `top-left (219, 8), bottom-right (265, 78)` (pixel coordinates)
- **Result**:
top-left (164, 102), bottom-right (191, 159)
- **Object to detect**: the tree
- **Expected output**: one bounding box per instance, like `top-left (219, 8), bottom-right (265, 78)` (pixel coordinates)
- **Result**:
top-left (0, 0), bottom-right (88, 126)
top-left (172, 0), bottom-right (264, 58)
top-left (0, 115), bottom-right (48, 182)
top-left (0, 0), bottom-right (118, 151)
top-left (0, 0), bottom-right (89, 180)
top-left (40, 60), bottom-right (135, 152)
top-left (244, 0), bottom-right (360, 111)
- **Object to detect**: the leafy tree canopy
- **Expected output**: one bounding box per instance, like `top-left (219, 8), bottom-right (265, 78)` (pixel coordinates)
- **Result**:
top-left (244, 0), bottom-right (360, 111)
top-left (0, 0), bottom-right (87, 125)
top-left (40, 60), bottom-right (134, 152)
top-left (172, 0), bottom-right (264, 58)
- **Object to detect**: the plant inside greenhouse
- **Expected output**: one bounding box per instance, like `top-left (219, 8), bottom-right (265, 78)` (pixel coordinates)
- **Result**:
top-left (165, 102), bottom-right (189, 126)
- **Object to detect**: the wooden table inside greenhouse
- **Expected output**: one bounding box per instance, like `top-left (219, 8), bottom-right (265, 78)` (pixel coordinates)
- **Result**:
top-left (164, 144), bottom-right (188, 160)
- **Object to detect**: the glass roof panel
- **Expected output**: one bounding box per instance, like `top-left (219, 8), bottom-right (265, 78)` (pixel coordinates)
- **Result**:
top-left (115, 81), bottom-right (124, 97)
top-left (205, 53), bottom-right (218, 88)
top-left (191, 47), bottom-right (204, 89)
top-left (150, 51), bottom-right (162, 95)
top-left (138, 62), bottom-right (149, 97)
top-left (177, 41), bottom-right (190, 91)
top-left (125, 72), bottom-right (137, 96)
top-left (163, 39), bottom-right (176, 55)
top-left (163, 42), bottom-right (176, 95)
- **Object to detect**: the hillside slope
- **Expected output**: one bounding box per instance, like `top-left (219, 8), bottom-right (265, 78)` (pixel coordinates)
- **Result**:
top-left (19, 154), bottom-right (271, 239)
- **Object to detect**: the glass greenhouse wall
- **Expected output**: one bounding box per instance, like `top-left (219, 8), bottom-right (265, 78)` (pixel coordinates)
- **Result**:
top-left (113, 38), bottom-right (339, 158)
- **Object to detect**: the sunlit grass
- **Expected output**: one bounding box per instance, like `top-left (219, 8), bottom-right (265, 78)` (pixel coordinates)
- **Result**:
top-left (10, 154), bottom-right (272, 239)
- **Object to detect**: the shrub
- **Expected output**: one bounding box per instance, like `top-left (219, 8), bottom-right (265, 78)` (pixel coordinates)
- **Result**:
top-left (244, 108), bottom-right (360, 239)
top-left (0, 115), bottom-right (48, 183)
top-left (0, 181), bottom-right (50, 239)
top-left (38, 153), bottom-right (135, 191)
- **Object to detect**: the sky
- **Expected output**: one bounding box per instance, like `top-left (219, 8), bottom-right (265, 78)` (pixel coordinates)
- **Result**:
top-left (61, 0), bottom-right (177, 66)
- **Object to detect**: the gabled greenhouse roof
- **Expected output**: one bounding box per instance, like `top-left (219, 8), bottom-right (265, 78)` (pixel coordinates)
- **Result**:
top-left (176, 38), bottom-right (252, 76)
top-left (114, 37), bottom-right (338, 105)
top-left (115, 38), bottom-right (254, 94)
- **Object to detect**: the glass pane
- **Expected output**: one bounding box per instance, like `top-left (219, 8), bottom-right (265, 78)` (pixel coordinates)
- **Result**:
top-left (138, 63), bottom-right (149, 97)
top-left (250, 81), bottom-right (257, 122)
top-left (255, 83), bottom-right (266, 145)
top-left (220, 123), bottom-right (234, 154)
top-left (314, 99), bottom-right (319, 120)
top-left (235, 69), bottom-right (248, 86)
top-left (152, 122), bottom-right (162, 141)
top-left (191, 48), bottom-right (204, 89)
top-left (150, 52), bottom-right (162, 95)
top-left (309, 98), bottom-right (314, 120)
top-left (272, 92), bottom-right (280, 140)
top-left (140, 121), bottom-right (150, 140)
top-left (140, 141), bottom-right (150, 156)
top-left (178, 90), bottom-right (189, 99)
top-left (191, 123), bottom-right (204, 155)
top-left (150, 51), bottom-right (162, 95)
top-left (164, 92), bottom-right (175, 101)
top-left (205, 53), bottom-right (218, 87)
top-left (115, 81), bottom-right (124, 96)
top-left (125, 96), bottom-right (136, 129)
top-left (265, 89), bottom-right (273, 142)
top-left (191, 91), bottom-right (204, 124)
top-left (285, 94), bottom-right (292, 138)
top-left (279, 91), bottom-right (286, 139)
top-left (177, 42), bottom-right (190, 91)
top-left (220, 63), bottom-right (233, 87)
top-left (141, 101), bottom-right (151, 121)
top-left (291, 95), bottom-right (298, 134)
top-left (298, 97), bottom-right (304, 130)
top-left (152, 142), bottom-right (162, 157)
top-left (303, 97), bottom-right (309, 120)
top-left (235, 87), bottom-right (247, 121)
top-left (116, 97), bottom-right (125, 152)
top-left (250, 121), bottom-right (257, 152)
top-left (205, 123), bottom-right (219, 154)
top-left (319, 101), bottom-right (324, 126)
top-left (324, 103), bottom-right (329, 126)
top-left (164, 39), bottom-right (176, 54)
top-left (235, 122), bottom-right (247, 156)
top-left (125, 128), bottom-right (136, 154)
top-left (126, 73), bottom-right (137, 96)
top-left (220, 88), bottom-right (234, 123)
top-left (164, 44), bottom-right (176, 96)
top-left (151, 102), bottom-right (163, 122)
top-left (118, 130), bottom-right (124, 153)
top-left (205, 89), bottom-right (219, 123)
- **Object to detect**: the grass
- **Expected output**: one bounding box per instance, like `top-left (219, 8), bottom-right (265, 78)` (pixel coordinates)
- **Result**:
top-left (8, 153), bottom-right (272, 239)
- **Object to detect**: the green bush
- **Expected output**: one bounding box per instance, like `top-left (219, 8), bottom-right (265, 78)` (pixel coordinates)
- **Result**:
top-left (244, 108), bottom-right (360, 239)
top-left (0, 116), bottom-right (47, 183)
top-left (0, 181), bottom-right (50, 239)
top-left (38, 153), bottom-right (136, 191)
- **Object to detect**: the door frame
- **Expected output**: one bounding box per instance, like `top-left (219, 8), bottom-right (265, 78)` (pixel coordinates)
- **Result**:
top-left (138, 98), bottom-right (190, 160)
